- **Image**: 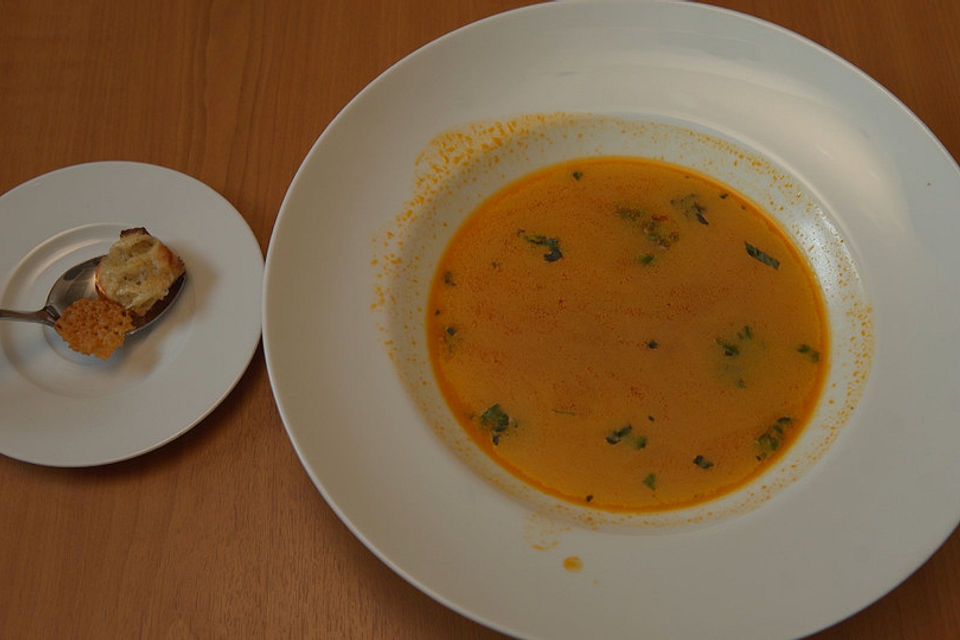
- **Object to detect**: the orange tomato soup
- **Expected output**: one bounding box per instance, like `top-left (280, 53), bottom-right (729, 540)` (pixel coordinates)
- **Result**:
top-left (426, 157), bottom-right (827, 512)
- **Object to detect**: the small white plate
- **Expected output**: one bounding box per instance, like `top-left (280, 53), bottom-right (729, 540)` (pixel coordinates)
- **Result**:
top-left (0, 161), bottom-right (263, 467)
top-left (264, 3), bottom-right (960, 639)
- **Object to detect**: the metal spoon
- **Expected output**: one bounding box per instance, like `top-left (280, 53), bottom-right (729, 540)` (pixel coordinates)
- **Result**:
top-left (0, 256), bottom-right (185, 334)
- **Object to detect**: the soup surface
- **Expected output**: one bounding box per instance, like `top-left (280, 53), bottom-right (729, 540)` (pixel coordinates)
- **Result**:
top-left (426, 157), bottom-right (827, 512)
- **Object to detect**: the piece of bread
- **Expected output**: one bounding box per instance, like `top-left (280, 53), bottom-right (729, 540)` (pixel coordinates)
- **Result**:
top-left (95, 228), bottom-right (185, 316)
top-left (54, 298), bottom-right (133, 359)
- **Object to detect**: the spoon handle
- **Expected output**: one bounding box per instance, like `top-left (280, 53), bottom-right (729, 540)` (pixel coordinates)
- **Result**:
top-left (0, 305), bottom-right (59, 327)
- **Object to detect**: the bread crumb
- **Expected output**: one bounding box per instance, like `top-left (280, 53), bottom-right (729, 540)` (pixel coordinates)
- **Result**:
top-left (96, 228), bottom-right (186, 316)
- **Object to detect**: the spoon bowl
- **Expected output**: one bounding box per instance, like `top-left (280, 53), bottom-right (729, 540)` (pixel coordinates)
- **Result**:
top-left (0, 255), bottom-right (185, 335)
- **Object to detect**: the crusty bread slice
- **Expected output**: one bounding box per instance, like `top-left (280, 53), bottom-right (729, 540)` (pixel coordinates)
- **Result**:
top-left (95, 228), bottom-right (185, 316)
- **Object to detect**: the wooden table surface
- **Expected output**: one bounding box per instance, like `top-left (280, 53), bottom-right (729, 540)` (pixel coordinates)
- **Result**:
top-left (1, 1), bottom-right (958, 638)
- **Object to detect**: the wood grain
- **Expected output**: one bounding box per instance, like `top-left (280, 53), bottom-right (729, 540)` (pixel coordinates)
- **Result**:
top-left (1, 1), bottom-right (957, 638)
